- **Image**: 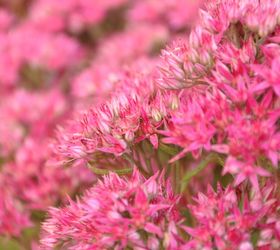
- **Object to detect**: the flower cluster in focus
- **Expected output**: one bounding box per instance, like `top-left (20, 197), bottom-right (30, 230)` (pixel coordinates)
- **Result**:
top-left (0, 0), bottom-right (279, 249)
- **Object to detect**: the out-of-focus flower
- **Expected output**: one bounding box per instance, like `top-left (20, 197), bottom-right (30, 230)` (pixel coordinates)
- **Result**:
top-left (0, 176), bottom-right (31, 237)
top-left (0, 8), bottom-right (14, 31)
top-left (3, 137), bottom-right (94, 210)
top-left (0, 89), bottom-right (66, 156)
top-left (128, 0), bottom-right (203, 30)
top-left (29, 0), bottom-right (128, 33)
top-left (71, 24), bottom-right (168, 100)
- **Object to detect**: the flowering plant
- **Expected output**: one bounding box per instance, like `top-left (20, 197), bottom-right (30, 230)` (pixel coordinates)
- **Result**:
top-left (0, 0), bottom-right (279, 249)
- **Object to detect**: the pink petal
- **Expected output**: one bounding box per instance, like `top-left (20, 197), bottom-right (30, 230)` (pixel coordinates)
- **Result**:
top-left (149, 134), bottom-right (159, 149)
top-left (144, 223), bottom-right (163, 237)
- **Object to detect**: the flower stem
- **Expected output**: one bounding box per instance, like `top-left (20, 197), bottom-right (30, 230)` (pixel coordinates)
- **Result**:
top-left (180, 153), bottom-right (223, 193)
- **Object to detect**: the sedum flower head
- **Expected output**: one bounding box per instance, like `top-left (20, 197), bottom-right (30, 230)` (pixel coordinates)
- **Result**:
top-left (183, 183), bottom-right (280, 250)
top-left (159, 0), bottom-right (280, 190)
top-left (0, 176), bottom-right (31, 237)
top-left (41, 169), bottom-right (183, 250)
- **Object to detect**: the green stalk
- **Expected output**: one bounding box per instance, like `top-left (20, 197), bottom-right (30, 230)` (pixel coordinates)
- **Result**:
top-left (88, 163), bottom-right (132, 175)
top-left (180, 153), bottom-right (223, 193)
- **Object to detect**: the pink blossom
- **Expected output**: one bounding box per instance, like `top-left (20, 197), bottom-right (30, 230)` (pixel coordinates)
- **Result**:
top-left (0, 8), bottom-right (14, 31)
top-left (55, 61), bottom-right (167, 168)
top-left (0, 176), bottom-right (31, 237)
top-left (0, 89), bottom-right (66, 155)
top-left (3, 137), bottom-right (94, 210)
top-left (183, 183), bottom-right (280, 249)
top-left (12, 25), bottom-right (83, 71)
top-left (0, 0), bottom-right (280, 247)
top-left (159, 0), bottom-right (280, 189)
top-left (128, 0), bottom-right (203, 30)
top-left (161, 88), bottom-right (218, 161)
top-left (40, 169), bottom-right (182, 249)
top-left (71, 24), bottom-right (168, 100)
top-left (223, 157), bottom-right (270, 191)
top-left (29, 0), bottom-right (128, 33)
top-left (252, 55), bottom-right (280, 96)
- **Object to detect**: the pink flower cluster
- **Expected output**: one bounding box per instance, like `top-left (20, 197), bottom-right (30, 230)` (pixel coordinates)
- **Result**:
top-left (0, 176), bottom-right (31, 237)
top-left (41, 170), bottom-right (182, 250)
top-left (184, 184), bottom-right (280, 249)
top-left (0, 0), bottom-right (279, 249)
top-left (0, 0), bottom-right (201, 247)
top-left (159, 0), bottom-right (280, 190)
top-left (29, 0), bottom-right (128, 33)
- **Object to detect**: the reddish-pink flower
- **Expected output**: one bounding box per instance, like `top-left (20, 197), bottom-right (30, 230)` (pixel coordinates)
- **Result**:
top-left (41, 169), bottom-right (182, 249)
top-left (183, 183), bottom-right (280, 250)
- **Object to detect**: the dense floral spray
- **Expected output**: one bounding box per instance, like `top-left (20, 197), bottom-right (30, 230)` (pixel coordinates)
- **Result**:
top-left (0, 0), bottom-right (279, 249)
